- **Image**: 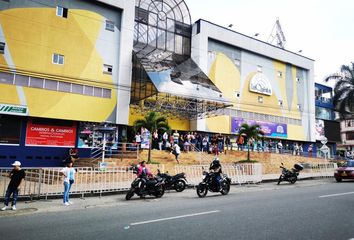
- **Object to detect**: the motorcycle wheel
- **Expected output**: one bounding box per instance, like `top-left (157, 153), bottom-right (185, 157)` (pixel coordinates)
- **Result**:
top-left (277, 176), bottom-right (282, 185)
top-left (125, 189), bottom-right (134, 200)
top-left (196, 184), bottom-right (208, 198)
top-left (290, 176), bottom-right (297, 184)
top-left (220, 181), bottom-right (230, 195)
top-left (174, 180), bottom-right (186, 192)
top-left (154, 186), bottom-right (165, 198)
top-left (335, 178), bottom-right (342, 182)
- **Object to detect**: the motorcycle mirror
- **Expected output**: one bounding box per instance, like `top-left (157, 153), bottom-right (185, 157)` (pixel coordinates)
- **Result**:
top-left (281, 162), bottom-right (284, 166)
top-left (202, 166), bottom-right (204, 170)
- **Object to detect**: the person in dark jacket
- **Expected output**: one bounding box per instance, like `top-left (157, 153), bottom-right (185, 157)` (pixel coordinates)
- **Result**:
top-left (1, 161), bottom-right (26, 211)
top-left (209, 158), bottom-right (222, 190)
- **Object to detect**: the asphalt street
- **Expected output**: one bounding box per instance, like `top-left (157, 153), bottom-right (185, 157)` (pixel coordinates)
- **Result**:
top-left (1, 179), bottom-right (354, 240)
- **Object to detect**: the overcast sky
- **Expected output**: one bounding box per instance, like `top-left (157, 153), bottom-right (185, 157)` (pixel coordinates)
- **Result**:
top-left (186, 0), bottom-right (353, 85)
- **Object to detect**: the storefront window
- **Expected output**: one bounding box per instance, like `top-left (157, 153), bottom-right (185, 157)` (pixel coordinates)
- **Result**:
top-left (0, 114), bottom-right (22, 145)
top-left (77, 122), bottom-right (117, 148)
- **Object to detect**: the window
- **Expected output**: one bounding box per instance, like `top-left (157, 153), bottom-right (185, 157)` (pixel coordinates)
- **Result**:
top-left (346, 132), bottom-right (354, 141)
top-left (208, 51), bottom-right (216, 59)
top-left (0, 72), bottom-right (14, 84)
top-left (234, 59), bottom-right (240, 67)
top-left (72, 84), bottom-right (84, 94)
top-left (0, 115), bottom-right (22, 145)
top-left (102, 89), bottom-right (112, 98)
top-left (94, 87), bottom-right (103, 97)
top-left (29, 77), bottom-right (44, 88)
top-left (258, 96), bottom-right (263, 103)
top-left (278, 100), bottom-right (283, 107)
top-left (105, 20), bottom-right (115, 32)
top-left (0, 42), bottom-right (5, 54)
top-left (84, 86), bottom-right (94, 96)
top-left (103, 64), bottom-right (113, 74)
top-left (58, 82), bottom-right (71, 93)
top-left (277, 71), bottom-right (283, 77)
top-left (257, 65), bottom-right (262, 72)
top-left (44, 79), bottom-right (58, 91)
top-left (346, 120), bottom-right (354, 127)
top-left (14, 74), bottom-right (29, 87)
top-left (52, 53), bottom-right (64, 65)
top-left (297, 104), bottom-right (302, 111)
top-left (235, 91), bottom-right (240, 98)
top-left (56, 6), bottom-right (68, 18)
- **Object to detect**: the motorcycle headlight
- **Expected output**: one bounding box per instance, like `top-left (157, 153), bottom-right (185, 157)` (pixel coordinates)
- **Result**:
top-left (334, 170), bottom-right (338, 174)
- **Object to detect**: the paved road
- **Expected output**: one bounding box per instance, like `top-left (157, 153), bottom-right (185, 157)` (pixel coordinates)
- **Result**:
top-left (1, 179), bottom-right (354, 240)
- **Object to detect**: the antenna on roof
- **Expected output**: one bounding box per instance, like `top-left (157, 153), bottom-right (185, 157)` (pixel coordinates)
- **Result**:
top-left (267, 17), bottom-right (286, 49)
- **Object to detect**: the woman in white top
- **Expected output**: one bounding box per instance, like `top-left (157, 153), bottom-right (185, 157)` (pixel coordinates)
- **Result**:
top-left (60, 161), bottom-right (75, 206)
top-left (172, 143), bottom-right (181, 164)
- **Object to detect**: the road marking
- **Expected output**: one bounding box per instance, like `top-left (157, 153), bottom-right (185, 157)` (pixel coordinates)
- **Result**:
top-left (130, 210), bottom-right (220, 226)
top-left (319, 191), bottom-right (354, 198)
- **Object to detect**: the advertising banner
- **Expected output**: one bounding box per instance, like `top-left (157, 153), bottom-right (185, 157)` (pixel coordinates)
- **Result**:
top-left (25, 120), bottom-right (76, 147)
top-left (231, 117), bottom-right (287, 138)
top-left (141, 128), bottom-right (150, 149)
top-left (315, 119), bottom-right (325, 140)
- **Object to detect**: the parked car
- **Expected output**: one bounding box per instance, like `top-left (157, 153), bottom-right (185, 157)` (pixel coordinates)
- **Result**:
top-left (334, 160), bottom-right (354, 182)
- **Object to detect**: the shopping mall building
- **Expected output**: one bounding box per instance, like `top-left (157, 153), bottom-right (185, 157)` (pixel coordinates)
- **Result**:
top-left (0, 0), bottom-right (317, 166)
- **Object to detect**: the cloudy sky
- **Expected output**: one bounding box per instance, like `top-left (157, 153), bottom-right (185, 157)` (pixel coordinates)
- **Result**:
top-left (186, 0), bottom-right (353, 85)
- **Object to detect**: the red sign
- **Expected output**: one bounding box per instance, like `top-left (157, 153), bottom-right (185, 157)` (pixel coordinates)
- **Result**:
top-left (25, 120), bottom-right (76, 147)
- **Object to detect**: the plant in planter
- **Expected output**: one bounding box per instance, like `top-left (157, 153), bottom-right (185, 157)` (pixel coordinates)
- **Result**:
top-left (133, 111), bottom-right (170, 163)
top-left (238, 123), bottom-right (264, 162)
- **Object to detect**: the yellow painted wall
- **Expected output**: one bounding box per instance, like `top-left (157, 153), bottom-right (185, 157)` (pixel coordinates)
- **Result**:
top-left (205, 115), bottom-right (230, 134)
top-left (206, 51), bottom-right (307, 140)
top-left (0, 8), bottom-right (117, 122)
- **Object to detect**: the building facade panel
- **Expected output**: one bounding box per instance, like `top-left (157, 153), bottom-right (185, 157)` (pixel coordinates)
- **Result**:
top-left (191, 20), bottom-right (315, 142)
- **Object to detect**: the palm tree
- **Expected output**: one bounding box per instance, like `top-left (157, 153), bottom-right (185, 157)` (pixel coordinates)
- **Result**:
top-left (325, 63), bottom-right (354, 118)
top-left (133, 111), bottom-right (170, 163)
top-left (238, 123), bottom-right (264, 161)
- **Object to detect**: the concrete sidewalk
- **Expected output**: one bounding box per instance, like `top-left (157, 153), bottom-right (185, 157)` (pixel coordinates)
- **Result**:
top-left (0, 178), bottom-right (334, 217)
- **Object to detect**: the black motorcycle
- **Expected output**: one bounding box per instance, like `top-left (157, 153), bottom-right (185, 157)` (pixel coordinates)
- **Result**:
top-left (125, 167), bottom-right (165, 200)
top-left (157, 170), bottom-right (187, 192)
top-left (196, 170), bottom-right (231, 198)
top-left (277, 163), bottom-right (303, 185)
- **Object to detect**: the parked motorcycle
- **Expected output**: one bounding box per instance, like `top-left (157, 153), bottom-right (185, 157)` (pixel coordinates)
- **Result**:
top-left (157, 170), bottom-right (187, 192)
top-left (125, 166), bottom-right (165, 200)
top-left (277, 163), bottom-right (304, 185)
top-left (196, 169), bottom-right (231, 198)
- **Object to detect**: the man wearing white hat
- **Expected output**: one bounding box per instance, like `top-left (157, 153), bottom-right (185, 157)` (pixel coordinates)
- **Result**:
top-left (1, 161), bottom-right (26, 211)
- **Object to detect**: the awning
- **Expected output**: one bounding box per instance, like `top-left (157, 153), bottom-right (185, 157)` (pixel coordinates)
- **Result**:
top-left (131, 51), bottom-right (232, 119)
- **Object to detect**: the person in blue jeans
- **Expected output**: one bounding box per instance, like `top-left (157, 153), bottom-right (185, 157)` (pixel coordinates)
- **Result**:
top-left (1, 161), bottom-right (26, 211)
top-left (60, 161), bottom-right (76, 206)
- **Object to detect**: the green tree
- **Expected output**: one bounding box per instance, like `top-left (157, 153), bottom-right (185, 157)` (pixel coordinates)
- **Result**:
top-left (238, 123), bottom-right (264, 161)
top-left (325, 63), bottom-right (354, 118)
top-left (133, 111), bottom-right (170, 163)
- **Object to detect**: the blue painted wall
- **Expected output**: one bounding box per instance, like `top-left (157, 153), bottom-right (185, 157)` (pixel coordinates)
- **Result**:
top-left (0, 118), bottom-right (91, 167)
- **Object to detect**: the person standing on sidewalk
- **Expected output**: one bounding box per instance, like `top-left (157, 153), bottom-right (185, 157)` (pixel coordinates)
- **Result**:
top-left (60, 161), bottom-right (76, 206)
top-left (1, 161), bottom-right (25, 211)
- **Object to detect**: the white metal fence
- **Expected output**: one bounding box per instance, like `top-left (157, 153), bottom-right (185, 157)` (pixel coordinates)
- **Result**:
top-left (0, 163), bottom-right (338, 199)
top-left (174, 163), bottom-right (263, 186)
top-left (262, 163), bottom-right (338, 181)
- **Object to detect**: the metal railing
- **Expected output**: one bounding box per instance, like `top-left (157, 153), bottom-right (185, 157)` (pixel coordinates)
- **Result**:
top-left (262, 163), bottom-right (338, 180)
top-left (174, 163), bottom-right (263, 186)
top-left (90, 142), bottom-right (139, 163)
top-left (0, 163), bottom-right (338, 199)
